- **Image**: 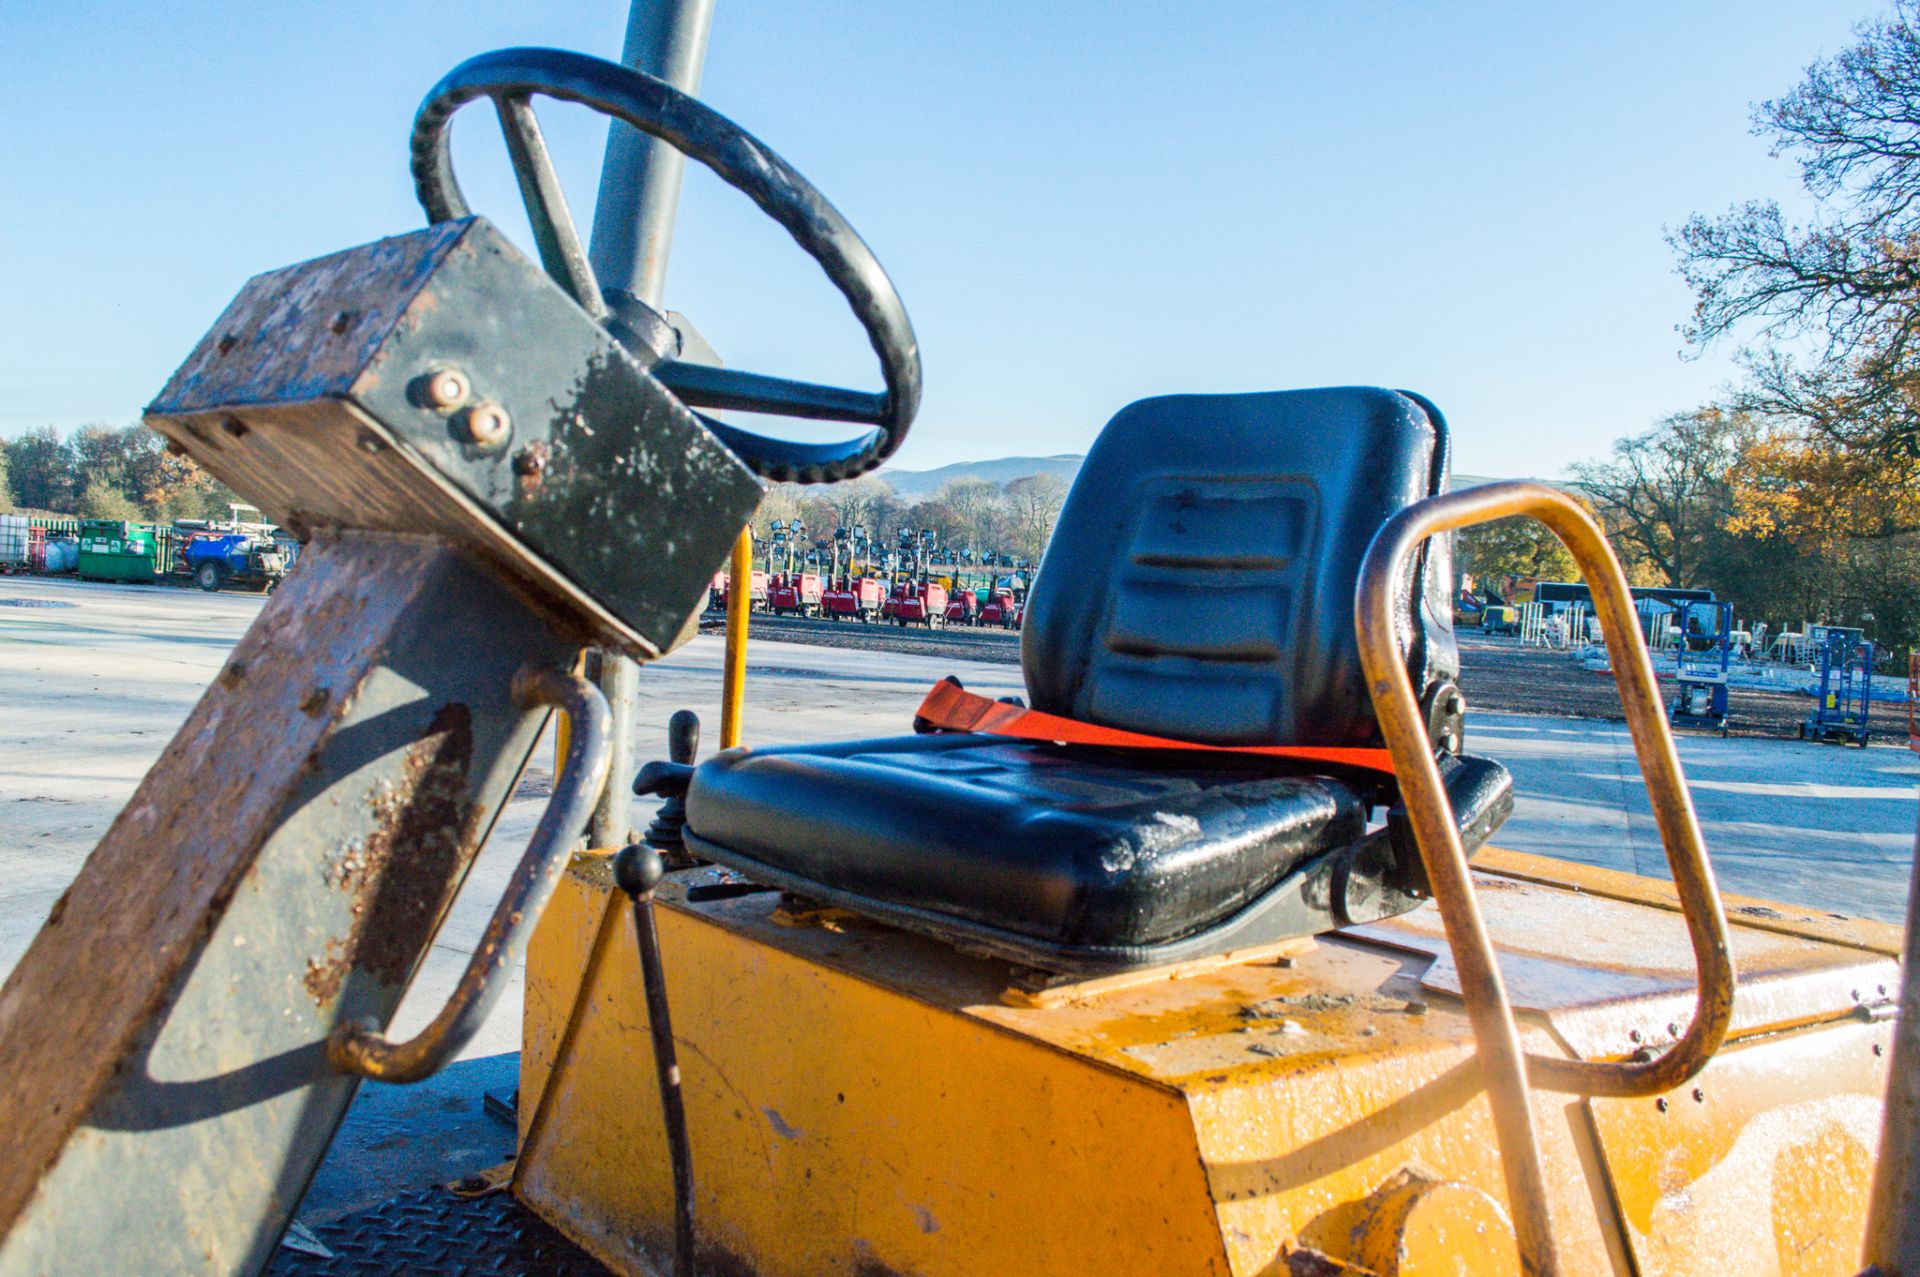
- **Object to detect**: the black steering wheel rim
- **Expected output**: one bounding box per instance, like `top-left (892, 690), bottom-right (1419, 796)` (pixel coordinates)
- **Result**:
top-left (411, 47), bottom-right (921, 483)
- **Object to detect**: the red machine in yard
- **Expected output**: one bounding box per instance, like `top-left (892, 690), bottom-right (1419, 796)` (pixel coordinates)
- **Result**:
top-left (710, 565), bottom-right (767, 613)
top-left (890, 577), bottom-right (945, 626)
top-left (709, 528), bottom-right (768, 613)
top-left (884, 528), bottom-right (948, 626)
top-left (979, 584), bottom-right (1022, 629)
top-left (764, 519), bottom-right (824, 616)
top-left (821, 526), bottom-right (882, 621)
top-left (942, 588), bottom-right (978, 626)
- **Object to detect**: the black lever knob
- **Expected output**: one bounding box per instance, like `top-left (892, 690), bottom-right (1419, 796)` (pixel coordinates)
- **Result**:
top-left (637, 710), bottom-right (701, 863)
top-left (613, 843), bottom-right (666, 900)
top-left (667, 708), bottom-right (699, 764)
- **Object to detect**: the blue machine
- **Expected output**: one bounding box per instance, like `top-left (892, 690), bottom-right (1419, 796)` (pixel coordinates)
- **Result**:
top-left (1669, 600), bottom-right (1732, 736)
top-left (1802, 625), bottom-right (1873, 747)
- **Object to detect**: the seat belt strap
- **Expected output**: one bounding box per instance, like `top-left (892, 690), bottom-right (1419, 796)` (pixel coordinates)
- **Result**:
top-left (913, 678), bottom-right (1398, 776)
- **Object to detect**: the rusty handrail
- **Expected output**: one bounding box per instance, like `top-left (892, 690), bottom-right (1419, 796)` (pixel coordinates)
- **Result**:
top-left (1355, 481), bottom-right (1737, 1276)
top-left (329, 665), bottom-right (613, 1083)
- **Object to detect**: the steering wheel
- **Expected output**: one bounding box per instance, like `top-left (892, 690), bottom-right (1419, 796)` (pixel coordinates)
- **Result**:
top-left (411, 47), bottom-right (921, 484)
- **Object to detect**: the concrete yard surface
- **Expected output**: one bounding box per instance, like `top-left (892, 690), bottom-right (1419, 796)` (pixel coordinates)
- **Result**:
top-left (0, 573), bottom-right (1912, 1073)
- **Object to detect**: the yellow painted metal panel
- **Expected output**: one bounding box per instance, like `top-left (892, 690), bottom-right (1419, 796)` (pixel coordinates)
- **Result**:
top-left (1588, 1018), bottom-right (1892, 1276)
top-left (1472, 848), bottom-right (1902, 958)
top-left (517, 861), bottom-right (1230, 1277)
top-left (517, 853), bottom-right (1894, 1275)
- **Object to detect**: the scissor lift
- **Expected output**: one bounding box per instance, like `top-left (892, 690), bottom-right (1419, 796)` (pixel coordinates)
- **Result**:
top-left (1668, 599), bottom-right (1732, 736)
top-left (1802, 625), bottom-right (1873, 747)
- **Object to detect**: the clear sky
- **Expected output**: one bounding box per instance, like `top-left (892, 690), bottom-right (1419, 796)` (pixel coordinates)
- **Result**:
top-left (0, 1), bottom-right (1882, 479)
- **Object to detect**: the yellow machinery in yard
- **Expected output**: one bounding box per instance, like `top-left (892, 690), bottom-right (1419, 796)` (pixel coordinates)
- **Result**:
top-left (0, 5), bottom-right (1916, 1276)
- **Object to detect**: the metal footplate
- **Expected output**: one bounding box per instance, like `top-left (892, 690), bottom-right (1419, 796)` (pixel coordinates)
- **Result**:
top-left (268, 1190), bottom-right (610, 1277)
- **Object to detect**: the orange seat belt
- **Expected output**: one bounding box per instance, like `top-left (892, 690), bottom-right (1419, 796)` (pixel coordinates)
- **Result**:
top-left (913, 677), bottom-right (1398, 776)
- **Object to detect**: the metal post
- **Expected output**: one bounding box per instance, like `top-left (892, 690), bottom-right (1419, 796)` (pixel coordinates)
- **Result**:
top-left (722, 526), bottom-right (752, 748)
top-left (1863, 809), bottom-right (1920, 1274)
top-left (584, 0), bottom-right (718, 850)
top-left (589, 0), bottom-right (716, 312)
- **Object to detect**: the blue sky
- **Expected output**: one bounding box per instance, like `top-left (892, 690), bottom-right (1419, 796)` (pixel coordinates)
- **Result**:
top-left (0, 1), bottom-right (1881, 479)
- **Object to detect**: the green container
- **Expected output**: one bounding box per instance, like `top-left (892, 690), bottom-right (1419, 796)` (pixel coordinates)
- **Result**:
top-left (77, 520), bottom-right (158, 583)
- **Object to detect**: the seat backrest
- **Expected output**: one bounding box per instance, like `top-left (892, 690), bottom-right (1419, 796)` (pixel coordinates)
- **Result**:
top-left (1020, 387), bottom-right (1456, 747)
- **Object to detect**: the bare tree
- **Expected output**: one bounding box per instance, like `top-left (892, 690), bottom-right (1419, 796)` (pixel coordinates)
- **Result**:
top-left (929, 478), bottom-right (1004, 554)
top-left (1569, 410), bottom-right (1748, 587)
top-left (1672, 1), bottom-right (1920, 452)
top-left (821, 476), bottom-right (891, 539)
top-left (1004, 473), bottom-right (1068, 564)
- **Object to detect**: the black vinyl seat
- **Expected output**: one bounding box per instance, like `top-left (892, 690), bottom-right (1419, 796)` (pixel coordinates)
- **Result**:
top-left (682, 387), bottom-right (1513, 973)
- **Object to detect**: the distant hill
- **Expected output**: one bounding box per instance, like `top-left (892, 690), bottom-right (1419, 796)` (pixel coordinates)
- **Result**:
top-left (878, 455), bottom-right (1083, 500)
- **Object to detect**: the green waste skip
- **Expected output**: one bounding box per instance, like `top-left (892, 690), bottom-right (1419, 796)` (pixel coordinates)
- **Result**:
top-left (77, 520), bottom-right (159, 583)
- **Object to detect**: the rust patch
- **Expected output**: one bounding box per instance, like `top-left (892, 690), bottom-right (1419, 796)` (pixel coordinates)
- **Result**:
top-left (307, 702), bottom-right (482, 1005)
top-left (511, 440), bottom-right (551, 497)
top-left (303, 937), bottom-right (349, 1005)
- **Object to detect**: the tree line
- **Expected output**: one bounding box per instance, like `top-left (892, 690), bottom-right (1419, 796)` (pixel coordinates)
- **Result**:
top-left (0, 423), bottom-right (237, 523)
top-left (0, 415), bottom-right (1072, 572)
top-left (1462, 1), bottom-right (1920, 653)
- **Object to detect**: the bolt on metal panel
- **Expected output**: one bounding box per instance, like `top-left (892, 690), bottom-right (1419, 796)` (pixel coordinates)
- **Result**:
top-left (146, 216), bottom-right (763, 660)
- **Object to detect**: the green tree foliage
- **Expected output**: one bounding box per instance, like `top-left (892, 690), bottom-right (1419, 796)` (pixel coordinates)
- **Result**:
top-left (0, 446), bottom-right (12, 513)
top-left (0, 423), bottom-right (233, 521)
top-left (5, 427), bottom-right (79, 512)
top-left (77, 481), bottom-right (143, 521)
top-left (1455, 517), bottom-right (1578, 594)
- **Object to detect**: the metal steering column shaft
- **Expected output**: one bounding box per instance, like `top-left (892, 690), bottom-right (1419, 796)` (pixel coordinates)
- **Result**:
top-left (584, 0), bottom-right (714, 854)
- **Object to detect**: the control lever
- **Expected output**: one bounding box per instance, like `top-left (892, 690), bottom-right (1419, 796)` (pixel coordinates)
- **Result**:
top-left (613, 843), bottom-right (695, 1277)
top-left (634, 709), bottom-right (700, 866)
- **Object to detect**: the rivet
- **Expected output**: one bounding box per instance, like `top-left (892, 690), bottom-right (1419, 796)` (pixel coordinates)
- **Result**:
top-left (357, 432), bottom-right (386, 454)
top-left (221, 416), bottom-right (248, 439)
top-left (422, 367), bottom-right (471, 412)
top-left (512, 446), bottom-right (547, 476)
top-left (1628, 1028), bottom-right (1642, 1043)
top-left (1875, 1043), bottom-right (1886, 1057)
top-left (215, 333), bottom-right (239, 355)
top-left (328, 310), bottom-right (356, 335)
top-left (462, 400), bottom-right (512, 448)
top-left (1666, 1022), bottom-right (1681, 1037)
top-left (1655, 1098), bottom-right (1668, 1113)
top-left (1692, 1087), bottom-right (1705, 1103)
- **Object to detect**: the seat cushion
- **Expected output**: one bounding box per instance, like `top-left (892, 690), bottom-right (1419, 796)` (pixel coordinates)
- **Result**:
top-left (685, 733), bottom-right (1368, 951)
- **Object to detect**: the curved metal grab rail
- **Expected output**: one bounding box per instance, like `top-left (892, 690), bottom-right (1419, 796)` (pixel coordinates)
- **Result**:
top-left (1355, 481), bottom-right (1737, 1276)
top-left (330, 665), bottom-right (613, 1083)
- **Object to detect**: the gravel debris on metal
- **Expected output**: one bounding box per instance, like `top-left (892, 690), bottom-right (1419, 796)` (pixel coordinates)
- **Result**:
top-left (267, 1188), bottom-right (611, 1276)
